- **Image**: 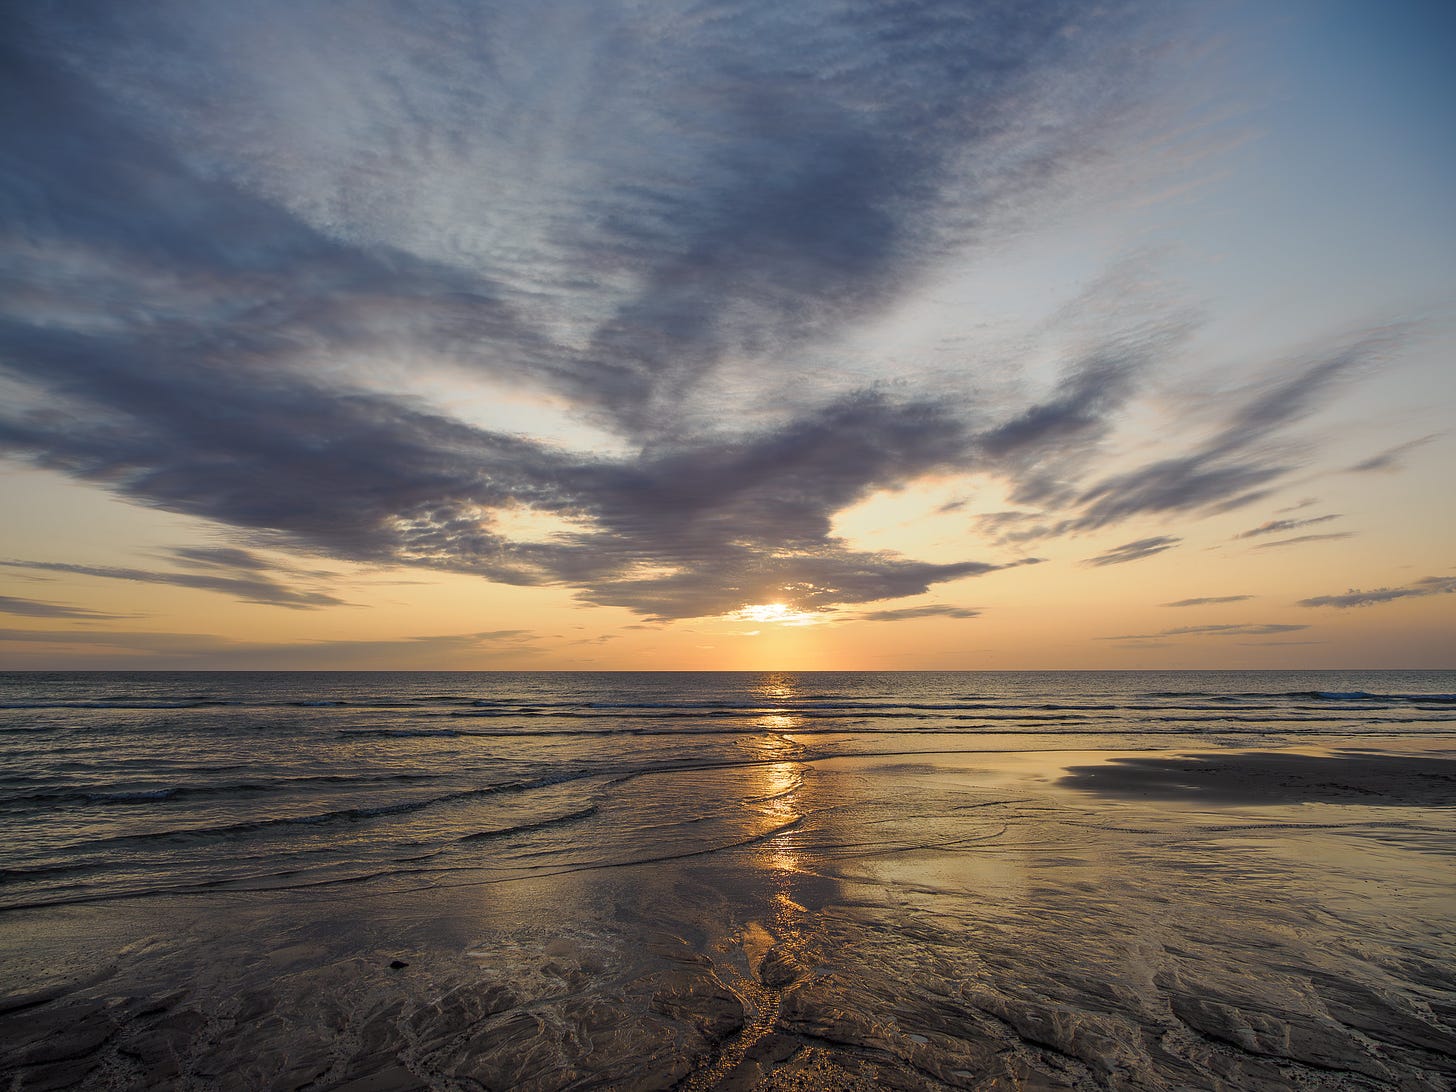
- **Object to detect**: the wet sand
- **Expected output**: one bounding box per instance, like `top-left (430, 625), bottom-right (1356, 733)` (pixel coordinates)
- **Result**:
top-left (1059, 749), bottom-right (1456, 806)
top-left (3, 742), bottom-right (1454, 1089)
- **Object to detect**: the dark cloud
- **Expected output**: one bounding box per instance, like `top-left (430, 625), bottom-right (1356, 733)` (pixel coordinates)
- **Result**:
top-left (1298, 576), bottom-right (1456, 609)
top-left (0, 560), bottom-right (347, 610)
top-left (1083, 536), bottom-right (1180, 567)
top-left (1104, 623), bottom-right (1309, 639)
top-left (973, 306), bottom-right (1198, 512)
top-left (1063, 330), bottom-right (1401, 531)
top-left (2, 3), bottom-right (1404, 624)
top-left (976, 347), bottom-right (1147, 461)
top-left (969, 327), bottom-right (1403, 552)
top-left (0, 2), bottom-right (1184, 620)
top-left (0, 595), bottom-right (129, 621)
top-left (1234, 514), bottom-right (1339, 539)
top-left (1162, 595), bottom-right (1253, 607)
top-left (1251, 533), bottom-right (1353, 551)
top-left (852, 605), bottom-right (982, 623)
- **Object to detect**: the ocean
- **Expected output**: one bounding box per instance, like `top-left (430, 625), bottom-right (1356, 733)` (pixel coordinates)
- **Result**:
top-left (2, 670), bottom-right (1454, 1089)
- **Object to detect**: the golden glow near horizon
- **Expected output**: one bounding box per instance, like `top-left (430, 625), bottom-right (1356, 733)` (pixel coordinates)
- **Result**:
top-left (2, 447), bottom-right (1455, 670)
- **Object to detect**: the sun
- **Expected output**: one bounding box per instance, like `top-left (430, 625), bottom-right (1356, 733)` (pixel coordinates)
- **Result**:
top-left (732, 602), bottom-right (822, 626)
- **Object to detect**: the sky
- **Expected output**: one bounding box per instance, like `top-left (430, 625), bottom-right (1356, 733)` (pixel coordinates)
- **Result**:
top-left (1, 0), bottom-right (1453, 671)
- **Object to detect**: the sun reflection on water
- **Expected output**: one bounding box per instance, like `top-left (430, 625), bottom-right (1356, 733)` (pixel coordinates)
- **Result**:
top-left (754, 713), bottom-right (798, 731)
top-left (752, 753), bottom-right (803, 874)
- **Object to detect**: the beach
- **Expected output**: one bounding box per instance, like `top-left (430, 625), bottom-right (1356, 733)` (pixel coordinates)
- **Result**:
top-left (2, 672), bottom-right (1454, 1089)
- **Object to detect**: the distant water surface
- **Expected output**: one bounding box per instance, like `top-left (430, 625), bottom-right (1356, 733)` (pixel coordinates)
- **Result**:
top-left (2, 670), bottom-right (1452, 913)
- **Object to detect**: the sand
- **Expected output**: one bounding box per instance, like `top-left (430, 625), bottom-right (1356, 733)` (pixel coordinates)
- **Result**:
top-left (2, 742), bottom-right (1454, 1089)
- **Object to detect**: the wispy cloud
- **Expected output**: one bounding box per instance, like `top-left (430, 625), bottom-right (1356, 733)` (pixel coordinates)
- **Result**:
top-left (973, 327), bottom-right (1406, 549)
top-left (1236, 640), bottom-right (1326, 646)
top-left (0, 559), bottom-right (346, 610)
top-left (1064, 331), bottom-right (1401, 530)
top-left (1250, 532), bottom-right (1353, 551)
top-left (168, 546), bottom-right (284, 573)
top-left (1234, 514), bottom-right (1339, 539)
top-left (0, 595), bottom-right (131, 621)
top-left (851, 605), bottom-right (982, 623)
top-left (1346, 434), bottom-right (1440, 473)
top-left (0, 627), bottom-right (536, 668)
top-left (1103, 623), bottom-right (1309, 639)
top-left (1162, 595), bottom-right (1252, 607)
top-left (1275, 496), bottom-right (1319, 513)
top-left (1298, 576), bottom-right (1456, 609)
top-left (1083, 536), bottom-right (1181, 567)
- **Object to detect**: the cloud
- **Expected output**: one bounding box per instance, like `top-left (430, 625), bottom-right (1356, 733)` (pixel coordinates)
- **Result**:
top-left (1, 2), bottom-right (1191, 621)
top-left (972, 288), bottom-right (1201, 512)
top-left (852, 605), bottom-right (982, 623)
top-left (976, 342), bottom-right (1151, 462)
top-left (0, 626), bottom-right (536, 668)
top-left (1104, 623), bottom-right (1310, 639)
top-left (972, 326), bottom-right (1407, 551)
top-left (1083, 536), bottom-right (1180, 567)
top-left (1250, 532), bottom-right (1353, 550)
top-left (0, 3), bottom-right (1409, 625)
top-left (0, 595), bottom-right (130, 620)
top-left (0, 0), bottom-right (1175, 424)
top-left (168, 546), bottom-right (279, 572)
top-left (1236, 640), bottom-right (1326, 646)
top-left (1064, 330), bottom-right (1401, 530)
top-left (1275, 496), bottom-right (1319, 513)
top-left (0, 628), bottom-right (224, 652)
top-left (1162, 595), bottom-right (1252, 607)
top-left (1298, 576), bottom-right (1456, 609)
top-left (1234, 514), bottom-right (1339, 539)
top-left (0, 559), bottom-right (347, 610)
top-left (1346, 434), bottom-right (1439, 473)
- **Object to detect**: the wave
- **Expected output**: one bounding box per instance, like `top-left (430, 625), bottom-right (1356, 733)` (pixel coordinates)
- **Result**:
top-left (0, 700), bottom-right (242, 710)
top-left (1309, 690), bottom-right (1456, 704)
top-left (1143, 690), bottom-right (1455, 704)
top-left (333, 714), bottom-right (1456, 744)
top-left (0, 694), bottom-right (1294, 715)
top-left (0, 772), bottom-right (439, 809)
top-left (457, 804), bottom-right (599, 842)
top-left (339, 727), bottom-right (475, 738)
top-left (44, 772), bottom-right (597, 853)
top-left (440, 707), bottom-right (1122, 722)
top-left (9, 692), bottom-right (1450, 717)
